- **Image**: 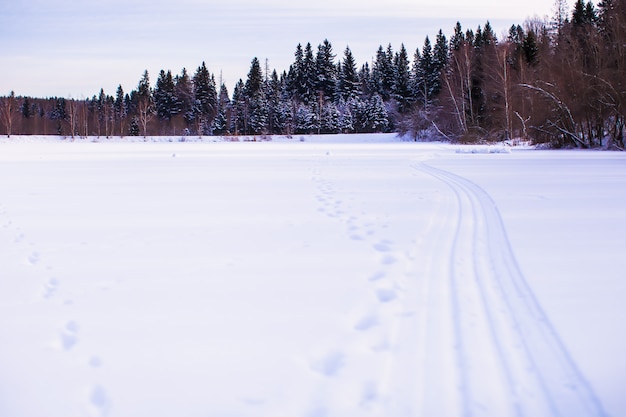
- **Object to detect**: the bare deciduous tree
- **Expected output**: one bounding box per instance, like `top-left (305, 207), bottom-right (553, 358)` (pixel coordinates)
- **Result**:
top-left (0, 91), bottom-right (16, 137)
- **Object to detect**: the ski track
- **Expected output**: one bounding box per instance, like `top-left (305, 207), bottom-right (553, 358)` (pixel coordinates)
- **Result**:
top-left (416, 161), bottom-right (608, 417)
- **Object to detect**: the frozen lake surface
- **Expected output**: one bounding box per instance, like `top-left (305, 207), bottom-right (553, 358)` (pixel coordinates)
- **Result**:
top-left (1, 134), bottom-right (624, 417)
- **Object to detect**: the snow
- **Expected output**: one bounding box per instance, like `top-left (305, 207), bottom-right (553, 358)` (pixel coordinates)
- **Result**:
top-left (0, 134), bottom-right (625, 417)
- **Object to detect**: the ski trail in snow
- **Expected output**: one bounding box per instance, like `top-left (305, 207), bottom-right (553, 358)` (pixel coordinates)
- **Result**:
top-left (416, 162), bottom-right (608, 417)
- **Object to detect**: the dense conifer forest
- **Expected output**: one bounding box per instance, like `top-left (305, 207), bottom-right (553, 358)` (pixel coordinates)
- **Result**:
top-left (1, 0), bottom-right (624, 148)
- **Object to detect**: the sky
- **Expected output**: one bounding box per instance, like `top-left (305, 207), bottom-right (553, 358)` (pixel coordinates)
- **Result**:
top-left (0, 0), bottom-right (557, 98)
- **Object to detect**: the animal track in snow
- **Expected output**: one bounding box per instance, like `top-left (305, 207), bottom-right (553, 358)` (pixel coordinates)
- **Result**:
top-left (43, 278), bottom-right (59, 299)
top-left (310, 350), bottom-right (345, 377)
top-left (368, 271), bottom-right (386, 282)
top-left (60, 321), bottom-right (79, 350)
top-left (27, 251), bottom-right (40, 265)
top-left (354, 313), bottom-right (379, 331)
top-left (89, 356), bottom-right (103, 368)
top-left (373, 240), bottom-right (393, 252)
top-left (375, 288), bottom-right (397, 303)
top-left (380, 254), bottom-right (397, 265)
top-left (86, 384), bottom-right (112, 417)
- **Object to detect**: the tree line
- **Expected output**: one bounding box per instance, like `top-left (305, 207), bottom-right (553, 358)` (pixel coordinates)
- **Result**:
top-left (1, 0), bottom-right (624, 148)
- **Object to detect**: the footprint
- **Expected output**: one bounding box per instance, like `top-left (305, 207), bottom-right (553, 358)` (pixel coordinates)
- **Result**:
top-left (361, 381), bottom-right (378, 405)
top-left (43, 278), bottom-right (59, 299)
top-left (14, 233), bottom-right (24, 243)
top-left (306, 406), bottom-right (328, 417)
top-left (89, 356), bottom-right (103, 368)
top-left (311, 351), bottom-right (345, 377)
top-left (27, 251), bottom-right (40, 265)
top-left (241, 397), bottom-right (266, 406)
top-left (368, 271), bottom-right (386, 282)
top-left (87, 385), bottom-right (112, 417)
top-left (373, 240), bottom-right (393, 252)
top-left (380, 254), bottom-right (396, 265)
top-left (354, 313), bottom-right (379, 331)
top-left (60, 321), bottom-right (79, 350)
top-left (376, 288), bottom-right (397, 303)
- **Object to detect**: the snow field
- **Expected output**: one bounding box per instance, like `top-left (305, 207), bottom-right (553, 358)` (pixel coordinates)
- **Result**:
top-left (0, 136), bottom-right (625, 417)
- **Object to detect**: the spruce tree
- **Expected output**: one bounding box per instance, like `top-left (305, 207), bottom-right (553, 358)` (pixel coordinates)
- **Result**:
top-left (114, 85), bottom-right (126, 136)
top-left (21, 97), bottom-right (31, 119)
top-left (392, 44), bottom-right (413, 112)
top-left (154, 70), bottom-right (178, 121)
top-left (315, 39), bottom-right (337, 101)
top-left (244, 57), bottom-right (263, 99)
top-left (372, 45), bottom-right (394, 99)
top-left (175, 68), bottom-right (195, 126)
top-left (193, 62), bottom-right (218, 135)
top-left (300, 43), bottom-right (317, 103)
top-left (231, 79), bottom-right (247, 134)
top-left (339, 46), bottom-right (360, 100)
top-left (368, 93), bottom-right (389, 132)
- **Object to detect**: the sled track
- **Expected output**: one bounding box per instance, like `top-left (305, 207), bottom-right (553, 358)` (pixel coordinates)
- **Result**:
top-left (415, 162), bottom-right (607, 417)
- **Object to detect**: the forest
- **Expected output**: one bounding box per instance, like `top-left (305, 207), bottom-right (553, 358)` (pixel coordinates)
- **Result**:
top-left (1, 0), bottom-right (624, 148)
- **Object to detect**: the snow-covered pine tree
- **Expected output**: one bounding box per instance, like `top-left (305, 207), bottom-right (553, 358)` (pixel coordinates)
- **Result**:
top-left (193, 62), bottom-right (218, 135)
top-left (175, 68), bottom-right (195, 128)
top-left (339, 47), bottom-right (360, 100)
top-left (114, 85), bottom-right (126, 137)
top-left (337, 99), bottom-right (354, 133)
top-left (230, 79), bottom-right (247, 135)
top-left (212, 83), bottom-right (231, 135)
top-left (300, 43), bottom-right (317, 103)
top-left (244, 57), bottom-right (268, 134)
top-left (367, 93), bottom-right (389, 132)
top-left (154, 70), bottom-right (179, 123)
top-left (315, 39), bottom-right (337, 102)
top-left (348, 97), bottom-right (368, 132)
top-left (319, 101), bottom-right (340, 133)
top-left (392, 44), bottom-right (413, 113)
top-left (295, 103), bottom-right (317, 134)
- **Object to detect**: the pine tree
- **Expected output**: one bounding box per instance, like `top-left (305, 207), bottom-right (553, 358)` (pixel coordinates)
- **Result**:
top-left (114, 85), bottom-right (126, 136)
top-left (286, 43), bottom-right (304, 100)
top-left (367, 93), bottom-right (389, 132)
top-left (231, 79), bottom-right (247, 134)
top-left (243, 57), bottom-right (268, 134)
top-left (339, 46), bottom-right (360, 100)
top-left (244, 57), bottom-right (264, 99)
top-left (320, 101), bottom-right (341, 133)
top-left (175, 68), bottom-right (195, 126)
top-left (315, 39), bottom-right (337, 101)
top-left (337, 99), bottom-right (354, 133)
top-left (372, 45), bottom-right (395, 99)
top-left (265, 70), bottom-right (282, 134)
top-left (212, 83), bottom-right (230, 135)
top-left (522, 30), bottom-right (540, 66)
top-left (295, 103), bottom-right (317, 133)
top-left (348, 97), bottom-right (368, 133)
top-left (393, 44), bottom-right (413, 112)
top-left (154, 69), bottom-right (178, 122)
top-left (300, 43), bottom-right (317, 103)
top-left (414, 37), bottom-right (436, 108)
top-left (193, 62), bottom-right (218, 135)
top-left (431, 29), bottom-right (448, 96)
top-left (21, 96), bottom-right (31, 119)
top-left (359, 62), bottom-right (375, 98)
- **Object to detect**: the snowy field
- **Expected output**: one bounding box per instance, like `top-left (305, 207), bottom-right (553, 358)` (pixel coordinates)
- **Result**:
top-left (1, 134), bottom-right (625, 417)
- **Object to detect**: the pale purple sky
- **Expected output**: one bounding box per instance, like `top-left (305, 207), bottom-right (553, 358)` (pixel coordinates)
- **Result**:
top-left (0, 0), bottom-right (556, 98)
